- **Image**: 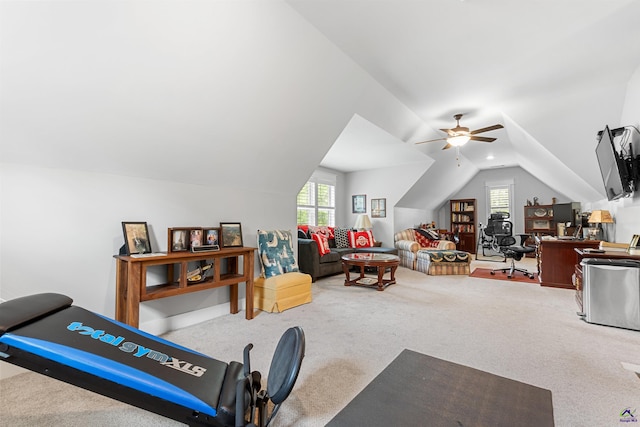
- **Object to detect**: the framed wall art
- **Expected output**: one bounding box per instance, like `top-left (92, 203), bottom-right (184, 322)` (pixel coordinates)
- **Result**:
top-left (352, 194), bottom-right (366, 214)
top-left (190, 228), bottom-right (204, 249)
top-left (168, 228), bottom-right (189, 252)
top-left (220, 222), bottom-right (243, 247)
top-left (371, 198), bottom-right (386, 218)
top-left (122, 221), bottom-right (152, 255)
top-left (204, 227), bottom-right (221, 246)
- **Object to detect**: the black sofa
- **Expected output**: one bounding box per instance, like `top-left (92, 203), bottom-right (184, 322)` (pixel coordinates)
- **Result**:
top-left (297, 238), bottom-right (398, 282)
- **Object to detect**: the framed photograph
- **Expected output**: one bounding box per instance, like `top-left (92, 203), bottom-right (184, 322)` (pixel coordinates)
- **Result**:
top-left (220, 222), bottom-right (243, 247)
top-left (122, 222), bottom-right (152, 255)
top-left (352, 194), bottom-right (366, 214)
top-left (532, 220), bottom-right (550, 230)
top-left (204, 227), bottom-right (221, 246)
top-left (168, 228), bottom-right (190, 252)
top-left (371, 198), bottom-right (386, 218)
top-left (190, 228), bottom-right (204, 249)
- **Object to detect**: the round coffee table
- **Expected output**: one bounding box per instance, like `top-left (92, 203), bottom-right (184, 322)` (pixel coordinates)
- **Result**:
top-left (341, 253), bottom-right (400, 291)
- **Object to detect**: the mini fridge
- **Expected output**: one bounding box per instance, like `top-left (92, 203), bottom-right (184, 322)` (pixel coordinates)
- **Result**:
top-left (582, 258), bottom-right (640, 331)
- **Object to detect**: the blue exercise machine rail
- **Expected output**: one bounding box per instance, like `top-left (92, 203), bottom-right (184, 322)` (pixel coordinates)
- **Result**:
top-left (0, 293), bottom-right (304, 427)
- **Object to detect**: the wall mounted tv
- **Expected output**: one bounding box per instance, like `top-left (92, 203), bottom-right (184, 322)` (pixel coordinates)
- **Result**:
top-left (595, 125), bottom-right (631, 201)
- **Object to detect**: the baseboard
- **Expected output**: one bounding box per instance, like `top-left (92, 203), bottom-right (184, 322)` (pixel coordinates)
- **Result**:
top-left (139, 298), bottom-right (246, 336)
top-left (0, 299), bottom-right (245, 380)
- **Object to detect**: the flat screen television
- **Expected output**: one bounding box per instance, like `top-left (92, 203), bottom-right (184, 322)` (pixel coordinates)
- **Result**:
top-left (595, 125), bottom-right (631, 201)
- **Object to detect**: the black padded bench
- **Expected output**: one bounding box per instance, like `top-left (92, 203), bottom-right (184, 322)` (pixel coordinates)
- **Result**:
top-left (0, 293), bottom-right (304, 427)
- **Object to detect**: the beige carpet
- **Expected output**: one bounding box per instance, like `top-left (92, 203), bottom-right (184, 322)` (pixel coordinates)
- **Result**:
top-left (2, 257), bottom-right (640, 426)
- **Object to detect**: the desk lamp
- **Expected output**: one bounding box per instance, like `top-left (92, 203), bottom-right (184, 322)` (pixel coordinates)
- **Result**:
top-left (587, 210), bottom-right (613, 241)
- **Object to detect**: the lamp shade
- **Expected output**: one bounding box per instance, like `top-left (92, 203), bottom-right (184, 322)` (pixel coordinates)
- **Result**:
top-left (587, 210), bottom-right (613, 224)
top-left (354, 214), bottom-right (372, 230)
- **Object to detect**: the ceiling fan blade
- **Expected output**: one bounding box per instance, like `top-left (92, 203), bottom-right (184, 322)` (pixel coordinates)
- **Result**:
top-left (470, 124), bottom-right (503, 135)
top-left (415, 137), bottom-right (446, 144)
top-left (441, 143), bottom-right (452, 150)
top-left (440, 128), bottom-right (456, 136)
top-left (469, 136), bottom-right (496, 143)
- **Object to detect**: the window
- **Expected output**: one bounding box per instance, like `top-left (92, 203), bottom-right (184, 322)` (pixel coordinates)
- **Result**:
top-left (486, 180), bottom-right (513, 219)
top-left (297, 172), bottom-right (336, 226)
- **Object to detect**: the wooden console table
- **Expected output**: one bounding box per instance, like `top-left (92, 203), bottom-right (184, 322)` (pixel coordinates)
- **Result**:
top-left (114, 247), bottom-right (256, 327)
top-left (536, 239), bottom-right (600, 288)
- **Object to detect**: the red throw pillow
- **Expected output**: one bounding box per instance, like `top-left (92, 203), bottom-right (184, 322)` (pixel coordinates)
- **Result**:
top-left (309, 225), bottom-right (333, 238)
top-left (311, 233), bottom-right (331, 255)
top-left (298, 225), bottom-right (310, 235)
top-left (348, 230), bottom-right (374, 248)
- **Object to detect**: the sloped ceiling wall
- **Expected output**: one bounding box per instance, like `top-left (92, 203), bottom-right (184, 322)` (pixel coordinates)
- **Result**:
top-left (0, 1), bottom-right (427, 196)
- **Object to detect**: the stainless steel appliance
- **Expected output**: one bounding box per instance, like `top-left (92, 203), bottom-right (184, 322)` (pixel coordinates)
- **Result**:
top-left (581, 258), bottom-right (640, 330)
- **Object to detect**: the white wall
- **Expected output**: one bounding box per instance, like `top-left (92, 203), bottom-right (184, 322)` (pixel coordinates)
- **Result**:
top-left (442, 166), bottom-right (571, 235)
top-left (342, 162), bottom-right (431, 246)
top-left (0, 163), bottom-right (292, 328)
top-left (601, 62), bottom-right (640, 244)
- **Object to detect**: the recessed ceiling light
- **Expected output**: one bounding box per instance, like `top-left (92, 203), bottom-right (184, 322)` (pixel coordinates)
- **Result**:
top-left (486, 155), bottom-right (494, 160)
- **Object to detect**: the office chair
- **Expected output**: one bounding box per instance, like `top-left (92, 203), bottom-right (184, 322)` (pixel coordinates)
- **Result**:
top-left (477, 212), bottom-right (512, 260)
top-left (489, 218), bottom-right (536, 279)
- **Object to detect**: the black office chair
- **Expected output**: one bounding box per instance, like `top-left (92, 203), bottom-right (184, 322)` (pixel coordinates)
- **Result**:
top-left (477, 212), bottom-right (512, 260)
top-left (489, 220), bottom-right (536, 279)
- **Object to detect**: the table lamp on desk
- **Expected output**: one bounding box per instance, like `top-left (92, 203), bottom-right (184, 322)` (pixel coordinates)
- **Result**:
top-left (587, 210), bottom-right (614, 241)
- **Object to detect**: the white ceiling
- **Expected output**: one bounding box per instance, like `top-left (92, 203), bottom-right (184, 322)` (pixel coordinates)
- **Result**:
top-left (288, 0), bottom-right (640, 197)
top-left (2, 1), bottom-right (640, 204)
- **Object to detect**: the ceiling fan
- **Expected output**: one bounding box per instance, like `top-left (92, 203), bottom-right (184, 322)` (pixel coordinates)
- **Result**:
top-left (415, 113), bottom-right (504, 150)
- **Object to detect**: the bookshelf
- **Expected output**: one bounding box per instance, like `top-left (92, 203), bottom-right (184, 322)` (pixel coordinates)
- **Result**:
top-left (450, 198), bottom-right (477, 254)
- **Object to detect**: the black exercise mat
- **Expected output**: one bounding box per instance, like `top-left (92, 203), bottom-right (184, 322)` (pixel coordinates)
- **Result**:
top-left (326, 349), bottom-right (554, 427)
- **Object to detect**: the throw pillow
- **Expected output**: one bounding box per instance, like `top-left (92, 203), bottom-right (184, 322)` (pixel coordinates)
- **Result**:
top-left (348, 230), bottom-right (374, 248)
top-left (257, 230), bottom-right (300, 278)
top-left (311, 233), bottom-right (331, 256)
top-left (308, 225), bottom-right (330, 237)
top-left (334, 228), bottom-right (350, 248)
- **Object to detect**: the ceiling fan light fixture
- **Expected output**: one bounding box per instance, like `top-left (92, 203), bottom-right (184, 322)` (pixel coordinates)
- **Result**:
top-left (447, 134), bottom-right (470, 146)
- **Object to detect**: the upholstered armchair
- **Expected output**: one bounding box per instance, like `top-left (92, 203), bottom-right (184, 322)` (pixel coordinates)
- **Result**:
top-left (255, 229), bottom-right (312, 313)
top-left (394, 228), bottom-right (455, 270)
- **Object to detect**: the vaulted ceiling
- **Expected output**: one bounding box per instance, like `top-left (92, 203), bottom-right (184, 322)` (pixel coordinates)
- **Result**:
top-left (289, 0), bottom-right (640, 202)
top-left (3, 1), bottom-right (640, 207)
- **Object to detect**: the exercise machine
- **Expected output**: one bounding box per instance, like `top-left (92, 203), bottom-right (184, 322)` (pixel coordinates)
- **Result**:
top-left (0, 293), bottom-right (305, 427)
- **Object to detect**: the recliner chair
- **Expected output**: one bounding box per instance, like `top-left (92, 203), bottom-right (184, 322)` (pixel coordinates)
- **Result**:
top-left (489, 219), bottom-right (536, 279)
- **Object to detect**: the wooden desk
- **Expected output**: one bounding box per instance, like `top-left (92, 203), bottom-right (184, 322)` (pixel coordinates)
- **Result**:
top-left (536, 239), bottom-right (600, 288)
top-left (573, 249), bottom-right (640, 312)
top-left (114, 247), bottom-right (256, 327)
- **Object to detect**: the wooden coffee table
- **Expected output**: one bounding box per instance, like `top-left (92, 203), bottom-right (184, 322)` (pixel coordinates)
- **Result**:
top-left (341, 253), bottom-right (400, 291)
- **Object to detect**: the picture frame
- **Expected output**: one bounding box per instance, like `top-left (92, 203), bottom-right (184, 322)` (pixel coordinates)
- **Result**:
top-left (371, 198), bottom-right (386, 218)
top-left (168, 227), bottom-right (190, 252)
top-left (352, 194), bottom-right (366, 214)
top-left (220, 222), bottom-right (243, 247)
top-left (204, 227), bottom-right (221, 246)
top-left (532, 220), bottom-right (550, 230)
top-left (190, 228), bottom-right (204, 249)
top-left (122, 222), bottom-right (152, 255)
